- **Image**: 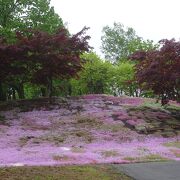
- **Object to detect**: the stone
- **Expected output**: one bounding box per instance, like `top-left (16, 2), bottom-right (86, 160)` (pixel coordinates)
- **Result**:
top-left (135, 124), bottom-right (147, 134)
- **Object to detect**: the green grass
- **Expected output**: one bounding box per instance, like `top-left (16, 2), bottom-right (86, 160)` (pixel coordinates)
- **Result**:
top-left (100, 124), bottom-right (126, 133)
top-left (19, 137), bottom-right (30, 147)
top-left (71, 147), bottom-right (86, 153)
top-left (142, 101), bottom-right (164, 110)
top-left (33, 134), bottom-right (65, 145)
top-left (74, 130), bottom-right (94, 143)
top-left (123, 154), bottom-right (170, 162)
top-left (52, 155), bottom-right (75, 161)
top-left (138, 101), bottom-right (180, 115)
top-left (0, 165), bottom-right (132, 180)
top-left (165, 104), bottom-right (180, 111)
top-left (123, 157), bottom-right (136, 161)
top-left (163, 141), bottom-right (180, 148)
top-left (100, 150), bottom-right (120, 158)
top-left (75, 115), bottom-right (103, 128)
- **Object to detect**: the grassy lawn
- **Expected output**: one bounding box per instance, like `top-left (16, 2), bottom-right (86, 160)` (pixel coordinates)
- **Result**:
top-left (123, 154), bottom-right (170, 162)
top-left (163, 141), bottom-right (180, 148)
top-left (0, 165), bottom-right (132, 180)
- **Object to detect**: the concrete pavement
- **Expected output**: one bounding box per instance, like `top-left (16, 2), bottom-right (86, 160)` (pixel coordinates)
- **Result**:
top-left (113, 161), bottom-right (180, 180)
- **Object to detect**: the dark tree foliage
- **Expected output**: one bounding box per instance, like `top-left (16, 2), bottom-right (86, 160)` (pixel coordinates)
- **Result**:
top-left (14, 27), bottom-right (91, 97)
top-left (130, 39), bottom-right (180, 105)
top-left (0, 0), bottom-right (64, 100)
top-left (0, 37), bottom-right (29, 100)
top-left (0, 27), bottom-right (90, 100)
top-left (6, 50), bottom-right (32, 99)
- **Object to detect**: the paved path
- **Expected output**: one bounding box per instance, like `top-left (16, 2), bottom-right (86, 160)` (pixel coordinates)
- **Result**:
top-left (113, 161), bottom-right (180, 180)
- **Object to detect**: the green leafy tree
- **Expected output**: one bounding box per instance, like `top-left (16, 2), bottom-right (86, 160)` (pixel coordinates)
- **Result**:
top-left (109, 62), bottom-right (136, 96)
top-left (101, 22), bottom-right (156, 62)
top-left (0, 0), bottom-right (28, 43)
top-left (0, 0), bottom-right (63, 39)
top-left (24, 0), bottom-right (63, 33)
top-left (70, 53), bottom-right (154, 97)
top-left (107, 61), bottom-right (154, 97)
top-left (71, 52), bottom-right (114, 95)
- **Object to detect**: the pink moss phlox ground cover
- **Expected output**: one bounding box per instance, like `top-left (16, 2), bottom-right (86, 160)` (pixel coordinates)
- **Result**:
top-left (0, 95), bottom-right (179, 167)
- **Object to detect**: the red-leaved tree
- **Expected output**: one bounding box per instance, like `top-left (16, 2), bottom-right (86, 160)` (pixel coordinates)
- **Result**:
top-left (130, 39), bottom-right (180, 105)
top-left (0, 37), bottom-right (28, 100)
top-left (16, 27), bottom-right (91, 97)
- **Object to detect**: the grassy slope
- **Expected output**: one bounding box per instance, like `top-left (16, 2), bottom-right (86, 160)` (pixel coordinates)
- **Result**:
top-left (0, 165), bottom-right (131, 180)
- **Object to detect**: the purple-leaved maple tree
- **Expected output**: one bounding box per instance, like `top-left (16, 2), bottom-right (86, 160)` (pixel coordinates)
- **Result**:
top-left (0, 27), bottom-right (91, 99)
top-left (130, 39), bottom-right (180, 105)
top-left (22, 27), bottom-right (90, 97)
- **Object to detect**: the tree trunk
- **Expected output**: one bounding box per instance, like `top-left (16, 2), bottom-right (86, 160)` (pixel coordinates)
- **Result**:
top-left (41, 87), bottom-right (47, 97)
top-left (96, 80), bottom-right (104, 94)
top-left (129, 86), bottom-right (133, 97)
top-left (17, 84), bottom-right (25, 99)
top-left (87, 80), bottom-right (94, 94)
top-left (12, 88), bottom-right (16, 100)
top-left (0, 81), bottom-right (6, 101)
top-left (68, 83), bottom-right (72, 96)
top-left (176, 92), bottom-right (180, 103)
top-left (47, 76), bottom-right (53, 98)
top-left (135, 89), bottom-right (138, 97)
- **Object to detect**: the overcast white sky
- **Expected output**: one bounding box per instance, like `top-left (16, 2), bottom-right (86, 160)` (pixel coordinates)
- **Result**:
top-left (51, 0), bottom-right (180, 56)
